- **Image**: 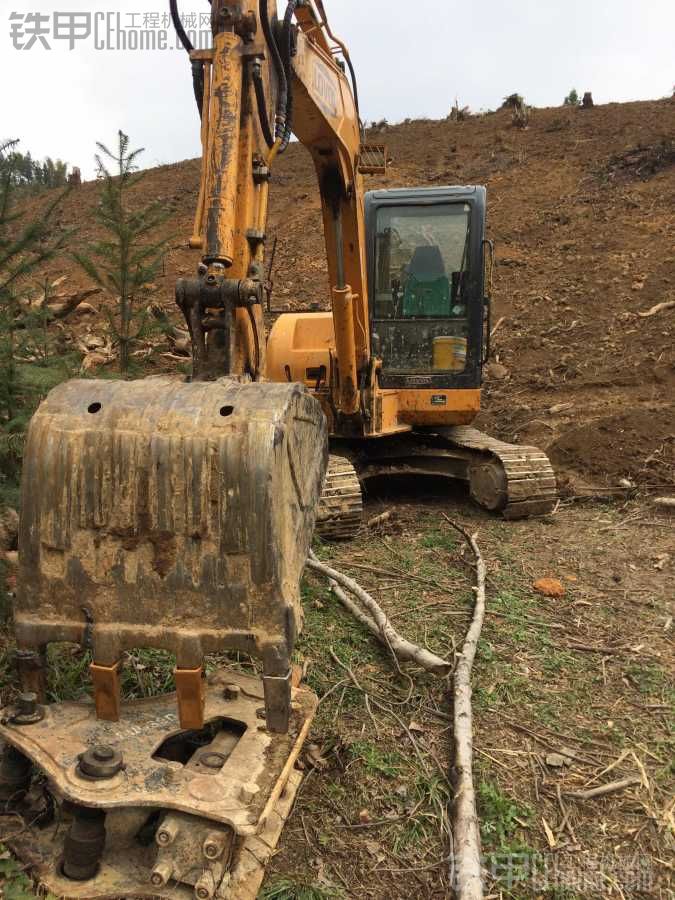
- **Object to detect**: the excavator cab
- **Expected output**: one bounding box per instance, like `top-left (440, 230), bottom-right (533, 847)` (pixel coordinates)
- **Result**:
top-left (368, 186), bottom-right (486, 383)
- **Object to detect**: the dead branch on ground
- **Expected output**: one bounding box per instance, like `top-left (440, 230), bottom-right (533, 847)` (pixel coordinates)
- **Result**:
top-left (565, 776), bottom-right (641, 801)
top-left (443, 516), bottom-right (486, 900)
top-left (51, 288), bottom-right (101, 319)
top-left (306, 551), bottom-right (451, 676)
top-left (637, 300), bottom-right (675, 318)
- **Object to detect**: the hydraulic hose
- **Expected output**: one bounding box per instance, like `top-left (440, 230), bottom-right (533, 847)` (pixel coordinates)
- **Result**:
top-left (313, 0), bottom-right (361, 127)
top-left (192, 61), bottom-right (205, 118)
top-left (259, 0), bottom-right (288, 138)
top-left (278, 0), bottom-right (298, 152)
top-left (246, 304), bottom-right (261, 378)
top-left (253, 63), bottom-right (276, 148)
top-left (169, 0), bottom-right (194, 52)
top-left (169, 0), bottom-right (206, 115)
top-left (343, 52), bottom-right (361, 130)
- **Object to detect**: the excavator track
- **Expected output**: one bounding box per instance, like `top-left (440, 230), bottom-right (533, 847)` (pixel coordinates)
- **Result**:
top-left (440, 426), bottom-right (558, 519)
top-left (315, 455), bottom-right (364, 540)
top-left (346, 426), bottom-right (557, 521)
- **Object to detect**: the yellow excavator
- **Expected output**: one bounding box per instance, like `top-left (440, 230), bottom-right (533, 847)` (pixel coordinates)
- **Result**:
top-left (176, 0), bottom-right (556, 536)
top-left (0, 2), bottom-right (556, 896)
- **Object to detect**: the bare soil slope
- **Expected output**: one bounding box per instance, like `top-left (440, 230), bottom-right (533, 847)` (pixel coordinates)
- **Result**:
top-left (22, 97), bottom-right (675, 493)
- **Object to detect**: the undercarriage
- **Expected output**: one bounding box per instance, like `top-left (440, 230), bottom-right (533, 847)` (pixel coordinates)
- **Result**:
top-left (316, 426), bottom-right (557, 539)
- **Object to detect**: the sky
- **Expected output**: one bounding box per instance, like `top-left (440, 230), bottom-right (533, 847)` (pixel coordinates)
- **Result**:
top-left (1, 0), bottom-right (673, 177)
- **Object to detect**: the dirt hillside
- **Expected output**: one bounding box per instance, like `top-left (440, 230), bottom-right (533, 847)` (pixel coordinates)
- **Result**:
top-left (21, 97), bottom-right (675, 493)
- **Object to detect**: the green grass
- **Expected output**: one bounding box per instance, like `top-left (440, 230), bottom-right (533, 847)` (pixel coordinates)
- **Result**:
top-left (121, 648), bottom-right (177, 698)
top-left (418, 529), bottom-right (457, 552)
top-left (261, 879), bottom-right (343, 900)
top-left (43, 644), bottom-right (179, 704)
top-left (477, 779), bottom-right (533, 852)
top-left (0, 848), bottom-right (57, 900)
top-left (390, 772), bottom-right (453, 852)
top-left (474, 663), bottom-right (530, 709)
top-left (296, 577), bottom-right (389, 700)
top-left (540, 649), bottom-right (576, 675)
top-left (534, 701), bottom-right (561, 727)
top-left (0, 478), bottom-right (20, 512)
top-left (1, 356), bottom-right (80, 494)
top-left (491, 589), bottom-right (534, 618)
top-left (16, 356), bottom-right (79, 393)
top-left (624, 662), bottom-right (672, 698)
top-left (349, 740), bottom-right (403, 778)
top-left (477, 778), bottom-right (538, 892)
top-left (393, 816), bottom-right (431, 852)
top-left (45, 643), bottom-right (92, 701)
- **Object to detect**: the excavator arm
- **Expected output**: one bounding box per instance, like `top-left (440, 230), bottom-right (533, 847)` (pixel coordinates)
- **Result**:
top-left (184, 0), bottom-right (376, 420)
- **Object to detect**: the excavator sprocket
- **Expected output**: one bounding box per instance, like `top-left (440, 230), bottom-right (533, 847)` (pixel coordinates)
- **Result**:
top-left (315, 454), bottom-right (363, 541)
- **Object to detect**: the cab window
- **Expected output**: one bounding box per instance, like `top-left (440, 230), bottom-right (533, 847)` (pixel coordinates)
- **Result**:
top-left (372, 203), bottom-right (471, 374)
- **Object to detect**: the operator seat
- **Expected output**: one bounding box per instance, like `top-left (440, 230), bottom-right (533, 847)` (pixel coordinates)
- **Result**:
top-left (402, 244), bottom-right (451, 317)
top-left (408, 244), bottom-right (446, 277)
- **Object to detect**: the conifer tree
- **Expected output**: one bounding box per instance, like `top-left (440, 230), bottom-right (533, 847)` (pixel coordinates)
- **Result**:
top-left (0, 139), bottom-right (70, 478)
top-left (74, 131), bottom-right (169, 374)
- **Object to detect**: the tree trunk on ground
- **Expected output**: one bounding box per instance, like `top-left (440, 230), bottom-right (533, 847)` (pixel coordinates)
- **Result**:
top-left (443, 517), bottom-right (486, 900)
top-left (306, 552), bottom-right (452, 676)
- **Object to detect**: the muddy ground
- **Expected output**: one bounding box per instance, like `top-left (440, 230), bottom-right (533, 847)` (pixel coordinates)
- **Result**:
top-left (1, 98), bottom-right (673, 898)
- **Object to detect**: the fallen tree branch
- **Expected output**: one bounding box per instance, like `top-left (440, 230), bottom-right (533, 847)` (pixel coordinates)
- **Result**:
top-left (51, 288), bottom-right (101, 319)
top-left (489, 315), bottom-right (506, 339)
top-left (306, 551), bottom-right (451, 676)
top-left (367, 509), bottom-right (394, 529)
top-left (565, 776), bottom-right (641, 801)
top-left (637, 300), bottom-right (675, 318)
top-left (443, 516), bottom-right (485, 900)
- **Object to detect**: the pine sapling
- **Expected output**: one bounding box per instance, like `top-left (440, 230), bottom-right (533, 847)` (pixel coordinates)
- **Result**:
top-left (74, 131), bottom-right (169, 374)
top-left (0, 138), bottom-right (70, 474)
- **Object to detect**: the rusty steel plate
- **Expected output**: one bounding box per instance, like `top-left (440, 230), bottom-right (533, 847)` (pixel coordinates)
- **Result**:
top-left (0, 669), bottom-right (317, 835)
top-left (1, 770), bottom-right (304, 900)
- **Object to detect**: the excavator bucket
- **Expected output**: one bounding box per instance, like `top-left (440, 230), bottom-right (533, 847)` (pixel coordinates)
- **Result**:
top-left (0, 375), bottom-right (328, 897)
